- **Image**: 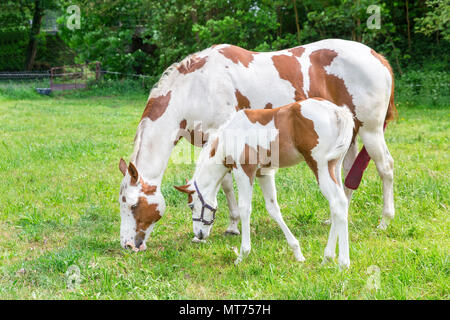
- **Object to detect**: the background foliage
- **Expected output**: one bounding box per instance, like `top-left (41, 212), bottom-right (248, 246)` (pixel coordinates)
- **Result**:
top-left (0, 0), bottom-right (448, 76)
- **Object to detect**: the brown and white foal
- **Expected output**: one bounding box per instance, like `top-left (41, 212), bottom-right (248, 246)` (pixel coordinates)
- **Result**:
top-left (175, 98), bottom-right (354, 268)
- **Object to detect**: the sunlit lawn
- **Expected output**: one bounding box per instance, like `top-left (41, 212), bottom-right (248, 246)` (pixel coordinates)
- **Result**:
top-left (0, 86), bottom-right (448, 299)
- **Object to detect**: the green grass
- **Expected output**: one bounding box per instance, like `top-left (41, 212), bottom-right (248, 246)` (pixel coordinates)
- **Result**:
top-left (0, 84), bottom-right (448, 300)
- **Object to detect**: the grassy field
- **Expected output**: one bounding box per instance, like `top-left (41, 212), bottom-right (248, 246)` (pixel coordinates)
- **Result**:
top-left (0, 83), bottom-right (448, 299)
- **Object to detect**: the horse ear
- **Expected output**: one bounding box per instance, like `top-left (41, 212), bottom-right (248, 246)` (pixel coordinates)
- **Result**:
top-left (128, 162), bottom-right (139, 185)
top-left (119, 158), bottom-right (127, 176)
top-left (174, 184), bottom-right (194, 194)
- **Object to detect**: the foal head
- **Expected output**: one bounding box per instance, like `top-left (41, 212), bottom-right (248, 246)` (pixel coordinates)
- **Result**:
top-left (118, 158), bottom-right (165, 251)
top-left (174, 182), bottom-right (217, 240)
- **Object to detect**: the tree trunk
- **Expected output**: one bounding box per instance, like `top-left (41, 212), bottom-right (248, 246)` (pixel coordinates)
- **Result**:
top-left (25, 0), bottom-right (44, 70)
top-left (406, 0), bottom-right (411, 50)
top-left (190, 6), bottom-right (200, 44)
top-left (293, 0), bottom-right (301, 44)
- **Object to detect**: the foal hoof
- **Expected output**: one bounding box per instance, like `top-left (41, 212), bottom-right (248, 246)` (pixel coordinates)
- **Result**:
top-left (224, 229), bottom-right (240, 236)
top-left (377, 218), bottom-right (391, 230)
top-left (338, 259), bottom-right (350, 270)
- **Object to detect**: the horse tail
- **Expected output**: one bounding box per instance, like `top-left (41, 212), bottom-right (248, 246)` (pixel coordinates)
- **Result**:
top-left (328, 105), bottom-right (355, 161)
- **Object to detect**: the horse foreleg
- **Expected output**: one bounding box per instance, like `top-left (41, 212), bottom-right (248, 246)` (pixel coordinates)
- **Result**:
top-left (257, 173), bottom-right (305, 262)
top-left (221, 172), bottom-right (240, 235)
top-left (233, 171), bottom-right (254, 265)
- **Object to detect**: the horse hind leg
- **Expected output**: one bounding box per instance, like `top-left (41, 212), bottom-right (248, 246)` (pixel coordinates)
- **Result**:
top-left (358, 127), bottom-right (394, 230)
top-left (317, 160), bottom-right (350, 269)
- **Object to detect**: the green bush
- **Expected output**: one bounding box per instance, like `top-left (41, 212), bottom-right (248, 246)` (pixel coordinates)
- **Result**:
top-left (396, 71), bottom-right (450, 108)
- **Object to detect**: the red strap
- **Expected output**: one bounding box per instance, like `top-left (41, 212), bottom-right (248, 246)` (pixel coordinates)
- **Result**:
top-left (344, 122), bottom-right (387, 190)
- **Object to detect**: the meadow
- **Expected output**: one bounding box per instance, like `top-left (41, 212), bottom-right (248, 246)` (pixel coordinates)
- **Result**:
top-left (0, 81), bottom-right (448, 299)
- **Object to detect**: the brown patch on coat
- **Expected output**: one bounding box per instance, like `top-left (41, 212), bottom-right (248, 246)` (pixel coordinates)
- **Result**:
top-left (122, 196), bottom-right (126, 203)
top-left (272, 54), bottom-right (306, 101)
top-left (219, 45), bottom-right (258, 68)
top-left (174, 119), bottom-right (188, 145)
top-left (139, 178), bottom-right (157, 195)
top-left (223, 155), bottom-right (237, 169)
top-left (264, 103), bottom-right (273, 109)
top-left (370, 49), bottom-right (397, 122)
top-left (239, 144), bottom-right (258, 185)
top-left (328, 159), bottom-right (339, 185)
top-left (209, 137), bottom-right (219, 158)
top-left (269, 103), bottom-right (319, 179)
top-left (308, 49), bottom-right (361, 137)
top-left (288, 47), bottom-right (306, 57)
top-left (174, 121), bottom-right (209, 147)
top-left (177, 55), bottom-right (207, 74)
top-left (243, 108), bottom-right (276, 126)
top-left (132, 197), bottom-right (161, 232)
top-left (188, 123), bottom-right (209, 147)
top-left (141, 91), bottom-right (172, 121)
top-left (257, 145), bottom-right (272, 167)
top-left (235, 89), bottom-right (251, 111)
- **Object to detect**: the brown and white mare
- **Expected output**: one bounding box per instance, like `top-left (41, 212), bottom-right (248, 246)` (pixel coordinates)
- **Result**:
top-left (118, 38), bottom-right (396, 250)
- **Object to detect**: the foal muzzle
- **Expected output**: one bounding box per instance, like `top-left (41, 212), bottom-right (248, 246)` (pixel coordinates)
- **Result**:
top-left (192, 181), bottom-right (217, 225)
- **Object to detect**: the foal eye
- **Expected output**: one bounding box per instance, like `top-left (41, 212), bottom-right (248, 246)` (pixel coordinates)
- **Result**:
top-left (188, 204), bottom-right (194, 210)
top-left (131, 204), bottom-right (138, 210)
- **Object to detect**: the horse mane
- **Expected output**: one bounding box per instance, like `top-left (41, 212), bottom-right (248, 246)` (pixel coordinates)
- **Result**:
top-left (132, 47), bottom-right (218, 166)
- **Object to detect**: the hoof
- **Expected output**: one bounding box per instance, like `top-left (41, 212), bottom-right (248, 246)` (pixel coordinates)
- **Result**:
top-left (322, 219), bottom-right (332, 225)
top-left (338, 259), bottom-right (350, 270)
top-left (192, 237), bottom-right (206, 243)
top-left (224, 229), bottom-right (240, 236)
top-left (322, 255), bottom-right (335, 265)
top-left (295, 254), bottom-right (306, 262)
top-left (377, 219), bottom-right (389, 230)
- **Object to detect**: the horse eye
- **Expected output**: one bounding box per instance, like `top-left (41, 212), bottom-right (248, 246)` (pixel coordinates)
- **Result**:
top-left (188, 203), bottom-right (194, 210)
top-left (131, 204), bottom-right (138, 210)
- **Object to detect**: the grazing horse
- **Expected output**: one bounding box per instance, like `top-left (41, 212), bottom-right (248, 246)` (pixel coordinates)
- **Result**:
top-left (175, 98), bottom-right (355, 267)
top-left (118, 39), bottom-right (396, 250)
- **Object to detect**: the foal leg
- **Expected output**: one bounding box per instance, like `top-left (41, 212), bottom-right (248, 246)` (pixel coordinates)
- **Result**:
top-left (323, 155), bottom-right (347, 226)
top-left (317, 162), bottom-right (350, 268)
top-left (359, 127), bottom-right (395, 230)
top-left (257, 174), bottom-right (305, 262)
top-left (234, 171), bottom-right (254, 265)
top-left (221, 172), bottom-right (240, 235)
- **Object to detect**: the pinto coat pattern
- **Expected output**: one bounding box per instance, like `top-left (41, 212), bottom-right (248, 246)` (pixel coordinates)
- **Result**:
top-left (176, 98), bottom-right (355, 267)
top-left (118, 39), bottom-right (396, 250)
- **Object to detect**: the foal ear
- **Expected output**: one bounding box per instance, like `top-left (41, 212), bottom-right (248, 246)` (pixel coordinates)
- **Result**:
top-left (119, 158), bottom-right (127, 176)
top-left (174, 184), bottom-right (194, 194)
top-left (128, 162), bottom-right (139, 185)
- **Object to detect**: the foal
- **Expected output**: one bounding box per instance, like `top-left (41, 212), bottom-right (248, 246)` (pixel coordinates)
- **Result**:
top-left (175, 98), bottom-right (354, 268)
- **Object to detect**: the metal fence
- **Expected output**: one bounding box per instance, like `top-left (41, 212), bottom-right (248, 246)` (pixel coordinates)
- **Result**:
top-left (50, 62), bottom-right (100, 91)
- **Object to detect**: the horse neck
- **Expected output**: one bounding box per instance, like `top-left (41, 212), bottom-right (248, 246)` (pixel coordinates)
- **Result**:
top-left (131, 116), bottom-right (178, 184)
top-left (193, 147), bottom-right (229, 206)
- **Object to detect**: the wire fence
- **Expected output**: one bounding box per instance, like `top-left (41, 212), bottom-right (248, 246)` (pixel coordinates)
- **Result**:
top-left (0, 70), bottom-right (447, 86)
